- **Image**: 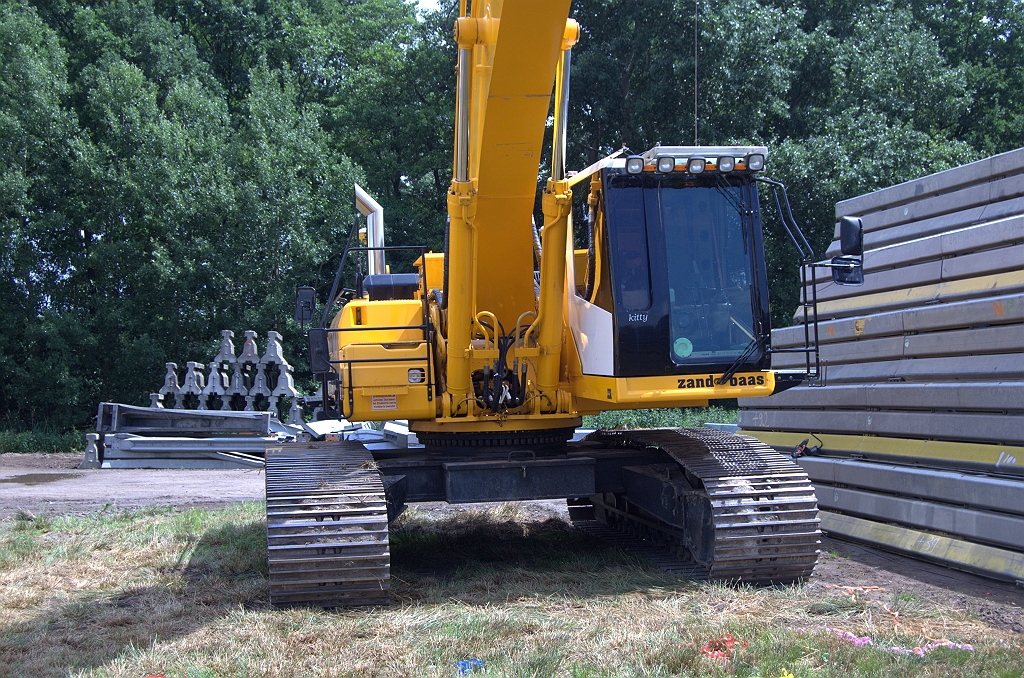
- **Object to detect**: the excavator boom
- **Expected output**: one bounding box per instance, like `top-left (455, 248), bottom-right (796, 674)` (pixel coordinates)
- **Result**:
top-left (461, 0), bottom-right (573, 329)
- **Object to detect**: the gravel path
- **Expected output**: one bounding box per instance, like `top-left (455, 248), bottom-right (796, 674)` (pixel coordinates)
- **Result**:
top-left (0, 453), bottom-right (264, 518)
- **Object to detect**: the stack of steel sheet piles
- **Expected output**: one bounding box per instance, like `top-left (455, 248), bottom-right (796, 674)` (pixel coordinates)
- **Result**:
top-left (739, 147), bottom-right (1024, 583)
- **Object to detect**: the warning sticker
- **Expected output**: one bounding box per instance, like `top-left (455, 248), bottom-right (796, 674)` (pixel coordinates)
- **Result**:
top-left (371, 394), bottom-right (398, 411)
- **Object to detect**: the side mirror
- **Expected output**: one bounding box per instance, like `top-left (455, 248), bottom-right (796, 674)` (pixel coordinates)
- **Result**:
top-left (308, 328), bottom-right (334, 375)
top-left (839, 216), bottom-right (863, 256)
top-left (294, 286), bottom-right (316, 324)
top-left (831, 255), bottom-right (864, 285)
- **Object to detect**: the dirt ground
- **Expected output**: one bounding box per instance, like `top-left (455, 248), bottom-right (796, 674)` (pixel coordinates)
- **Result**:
top-left (2, 452), bottom-right (1021, 634)
top-left (0, 453), bottom-right (264, 518)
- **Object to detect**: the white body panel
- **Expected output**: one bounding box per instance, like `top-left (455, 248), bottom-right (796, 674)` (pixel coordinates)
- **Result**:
top-left (565, 225), bottom-right (614, 375)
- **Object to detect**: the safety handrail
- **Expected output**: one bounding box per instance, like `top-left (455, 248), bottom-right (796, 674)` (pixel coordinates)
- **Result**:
top-left (756, 176), bottom-right (822, 385)
top-left (317, 243), bottom-right (435, 418)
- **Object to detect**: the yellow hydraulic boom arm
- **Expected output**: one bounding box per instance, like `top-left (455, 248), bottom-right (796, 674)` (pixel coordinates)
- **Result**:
top-left (445, 0), bottom-right (578, 419)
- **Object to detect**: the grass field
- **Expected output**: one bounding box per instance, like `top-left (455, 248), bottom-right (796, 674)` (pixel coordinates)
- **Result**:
top-left (0, 503), bottom-right (1021, 678)
top-left (0, 429), bottom-right (84, 454)
top-left (582, 406), bottom-right (738, 430)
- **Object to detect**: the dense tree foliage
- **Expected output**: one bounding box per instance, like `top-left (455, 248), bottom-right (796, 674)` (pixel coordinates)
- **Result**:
top-left (1, 0), bottom-right (1021, 430)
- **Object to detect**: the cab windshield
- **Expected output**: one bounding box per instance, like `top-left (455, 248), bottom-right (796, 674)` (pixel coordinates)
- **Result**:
top-left (658, 178), bottom-right (756, 363)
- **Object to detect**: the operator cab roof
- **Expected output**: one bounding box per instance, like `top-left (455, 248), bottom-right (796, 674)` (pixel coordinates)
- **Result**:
top-left (642, 145), bottom-right (768, 162)
top-left (568, 145), bottom-right (768, 186)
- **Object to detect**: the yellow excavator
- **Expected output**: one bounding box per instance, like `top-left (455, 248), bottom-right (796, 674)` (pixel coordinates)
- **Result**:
top-left (272, 0), bottom-right (865, 607)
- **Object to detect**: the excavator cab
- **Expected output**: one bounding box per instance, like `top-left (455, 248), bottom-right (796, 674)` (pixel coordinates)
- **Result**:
top-left (566, 146), bottom-right (809, 410)
top-left (598, 153), bottom-right (770, 377)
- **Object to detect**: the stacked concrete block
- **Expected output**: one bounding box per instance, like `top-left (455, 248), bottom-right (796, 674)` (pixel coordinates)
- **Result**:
top-left (156, 362), bottom-right (181, 409)
top-left (201, 360), bottom-right (229, 410)
top-left (738, 147), bottom-right (1024, 582)
top-left (90, 330), bottom-right (309, 470)
top-left (263, 330), bottom-right (303, 425)
top-left (180, 361), bottom-right (206, 407)
top-left (150, 330), bottom-right (304, 423)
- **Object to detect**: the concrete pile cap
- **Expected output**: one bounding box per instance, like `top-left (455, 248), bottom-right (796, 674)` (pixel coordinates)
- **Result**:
top-left (214, 329), bottom-right (237, 364)
top-left (158, 363), bottom-right (180, 396)
top-left (237, 330), bottom-right (261, 364)
top-left (261, 330), bottom-right (290, 367)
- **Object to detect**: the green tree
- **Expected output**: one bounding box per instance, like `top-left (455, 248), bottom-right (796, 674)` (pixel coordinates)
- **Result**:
top-left (566, 0), bottom-right (807, 162)
top-left (909, 0), bottom-right (1024, 155)
top-left (2, 0), bottom-right (369, 429)
top-left (325, 0), bottom-right (457, 272)
top-left (0, 1), bottom-right (84, 428)
top-left (764, 3), bottom-right (974, 324)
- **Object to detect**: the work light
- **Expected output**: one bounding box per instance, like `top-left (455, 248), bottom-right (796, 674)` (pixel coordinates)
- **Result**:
top-left (718, 156), bottom-right (735, 173)
top-left (625, 156), bottom-right (645, 174)
top-left (746, 153), bottom-right (765, 171)
top-left (656, 156), bottom-right (676, 173)
top-left (687, 157), bottom-right (706, 174)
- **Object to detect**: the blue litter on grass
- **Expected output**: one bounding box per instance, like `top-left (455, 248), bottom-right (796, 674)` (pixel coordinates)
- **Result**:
top-left (456, 658), bottom-right (485, 674)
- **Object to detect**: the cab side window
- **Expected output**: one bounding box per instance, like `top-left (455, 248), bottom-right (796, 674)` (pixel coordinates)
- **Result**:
top-left (605, 178), bottom-right (651, 312)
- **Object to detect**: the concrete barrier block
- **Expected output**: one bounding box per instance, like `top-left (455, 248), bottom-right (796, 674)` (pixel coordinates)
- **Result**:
top-left (741, 381), bottom-right (1024, 412)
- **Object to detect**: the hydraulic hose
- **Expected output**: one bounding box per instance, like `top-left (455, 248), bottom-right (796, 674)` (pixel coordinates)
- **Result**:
top-left (584, 203), bottom-right (596, 300)
top-left (442, 215), bottom-right (450, 309)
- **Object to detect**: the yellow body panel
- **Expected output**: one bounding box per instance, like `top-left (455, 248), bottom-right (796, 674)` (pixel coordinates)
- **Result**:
top-left (338, 343), bottom-right (434, 421)
top-left (572, 249), bottom-right (588, 291)
top-left (416, 253), bottom-right (445, 294)
top-left (572, 372), bottom-right (776, 414)
top-left (330, 299), bottom-right (434, 421)
top-left (332, 299), bottom-right (425, 343)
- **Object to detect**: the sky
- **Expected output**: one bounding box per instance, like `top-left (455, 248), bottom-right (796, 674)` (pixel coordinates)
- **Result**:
top-left (414, 0), bottom-right (440, 13)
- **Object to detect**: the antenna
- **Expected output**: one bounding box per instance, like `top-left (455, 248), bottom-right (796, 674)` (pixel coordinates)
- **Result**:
top-left (694, 0), bottom-right (699, 146)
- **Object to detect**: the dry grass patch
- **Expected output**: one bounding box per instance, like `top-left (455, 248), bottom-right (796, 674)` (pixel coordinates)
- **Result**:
top-left (0, 503), bottom-right (1021, 678)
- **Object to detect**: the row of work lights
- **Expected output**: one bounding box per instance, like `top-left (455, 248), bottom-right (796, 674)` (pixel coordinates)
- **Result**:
top-left (625, 153), bottom-right (765, 175)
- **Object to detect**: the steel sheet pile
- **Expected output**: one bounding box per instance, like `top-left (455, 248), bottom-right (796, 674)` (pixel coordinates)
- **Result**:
top-left (739, 147), bottom-right (1024, 583)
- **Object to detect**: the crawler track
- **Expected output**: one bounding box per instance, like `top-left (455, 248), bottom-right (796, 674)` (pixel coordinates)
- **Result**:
top-left (265, 441), bottom-right (390, 607)
top-left (589, 427), bottom-right (821, 584)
